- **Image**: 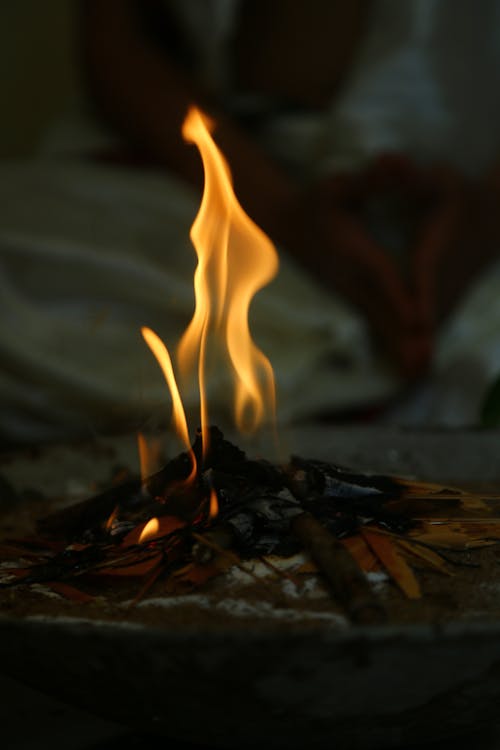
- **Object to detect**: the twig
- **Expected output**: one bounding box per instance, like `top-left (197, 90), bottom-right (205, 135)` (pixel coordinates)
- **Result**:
top-left (259, 556), bottom-right (301, 587)
top-left (291, 513), bottom-right (385, 624)
top-left (191, 531), bottom-right (267, 587)
top-left (129, 558), bottom-right (166, 607)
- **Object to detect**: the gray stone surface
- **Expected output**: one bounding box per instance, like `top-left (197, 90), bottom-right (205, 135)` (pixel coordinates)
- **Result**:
top-left (1, 618), bottom-right (500, 749)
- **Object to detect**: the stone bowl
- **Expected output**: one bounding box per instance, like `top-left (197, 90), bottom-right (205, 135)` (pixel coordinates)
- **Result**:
top-left (1, 615), bottom-right (500, 748)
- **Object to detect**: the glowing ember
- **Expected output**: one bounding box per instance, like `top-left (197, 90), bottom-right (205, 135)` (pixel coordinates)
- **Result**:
top-left (209, 487), bottom-right (219, 520)
top-left (142, 106), bottom-right (279, 459)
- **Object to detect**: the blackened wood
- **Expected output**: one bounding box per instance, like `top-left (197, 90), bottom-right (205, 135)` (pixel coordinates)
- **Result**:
top-left (36, 482), bottom-right (136, 540)
top-left (36, 450), bottom-right (194, 540)
top-left (291, 513), bottom-right (385, 625)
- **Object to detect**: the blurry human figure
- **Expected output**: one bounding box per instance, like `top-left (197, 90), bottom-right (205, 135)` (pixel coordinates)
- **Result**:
top-left (1, 0), bottom-right (500, 443)
top-left (81, 0), bottom-right (500, 375)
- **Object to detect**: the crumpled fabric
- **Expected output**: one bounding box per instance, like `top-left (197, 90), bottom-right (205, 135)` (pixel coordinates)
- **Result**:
top-left (0, 160), bottom-right (394, 443)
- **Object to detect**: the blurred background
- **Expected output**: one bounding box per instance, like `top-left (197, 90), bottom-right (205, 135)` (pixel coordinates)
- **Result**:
top-left (0, 0), bottom-right (500, 446)
top-left (0, 1), bottom-right (78, 159)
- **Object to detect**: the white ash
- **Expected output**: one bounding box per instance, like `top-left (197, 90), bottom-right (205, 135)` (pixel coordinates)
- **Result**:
top-left (0, 560), bottom-right (25, 569)
top-left (222, 553), bottom-right (309, 586)
top-left (216, 598), bottom-right (347, 626)
top-left (134, 593), bottom-right (347, 627)
top-left (130, 555), bottom-right (338, 624)
top-left (281, 576), bottom-right (327, 601)
top-left (132, 594), bottom-right (209, 610)
top-left (366, 570), bottom-right (389, 590)
top-left (0, 560), bottom-right (24, 584)
top-left (26, 614), bottom-right (146, 630)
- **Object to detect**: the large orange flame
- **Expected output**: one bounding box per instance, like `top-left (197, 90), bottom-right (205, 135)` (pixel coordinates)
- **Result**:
top-left (180, 107), bottom-right (278, 451)
top-left (141, 106), bottom-right (278, 472)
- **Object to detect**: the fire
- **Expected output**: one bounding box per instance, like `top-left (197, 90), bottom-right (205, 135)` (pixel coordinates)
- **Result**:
top-left (105, 505), bottom-right (118, 531)
top-left (138, 517), bottom-right (160, 543)
top-left (180, 107), bottom-right (278, 448)
top-left (141, 326), bottom-right (191, 452)
top-left (141, 326), bottom-right (197, 481)
top-left (142, 105), bottom-right (278, 475)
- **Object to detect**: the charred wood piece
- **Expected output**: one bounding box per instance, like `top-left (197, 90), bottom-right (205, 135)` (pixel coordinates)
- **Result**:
top-left (291, 513), bottom-right (385, 624)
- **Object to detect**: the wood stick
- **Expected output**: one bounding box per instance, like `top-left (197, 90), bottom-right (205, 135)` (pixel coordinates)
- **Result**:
top-left (190, 531), bottom-right (265, 587)
top-left (291, 513), bottom-right (385, 625)
top-left (191, 525), bottom-right (235, 564)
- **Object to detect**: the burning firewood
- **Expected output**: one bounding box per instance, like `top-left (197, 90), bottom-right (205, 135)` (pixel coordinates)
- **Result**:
top-left (4, 109), bottom-right (500, 626)
top-left (291, 513), bottom-right (385, 624)
top-left (3, 426), bottom-right (500, 623)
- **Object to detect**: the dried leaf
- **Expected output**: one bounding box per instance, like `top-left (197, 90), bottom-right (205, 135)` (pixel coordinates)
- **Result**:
top-left (95, 552), bottom-right (163, 577)
top-left (411, 531), bottom-right (482, 549)
top-left (412, 521), bottom-right (500, 549)
top-left (341, 534), bottom-right (380, 573)
top-left (130, 558), bottom-right (166, 605)
top-left (396, 479), bottom-right (465, 496)
top-left (452, 521), bottom-right (500, 538)
top-left (260, 556), bottom-right (300, 585)
top-left (165, 557), bottom-right (234, 594)
top-left (362, 529), bottom-right (422, 599)
top-left (396, 538), bottom-right (454, 576)
top-left (295, 559), bottom-right (319, 574)
top-left (46, 581), bottom-right (95, 603)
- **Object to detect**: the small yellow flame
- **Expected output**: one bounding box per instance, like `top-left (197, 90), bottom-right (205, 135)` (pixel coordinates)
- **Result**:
top-left (105, 505), bottom-right (118, 531)
top-left (141, 325), bottom-right (196, 470)
top-left (138, 517), bottom-right (160, 543)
